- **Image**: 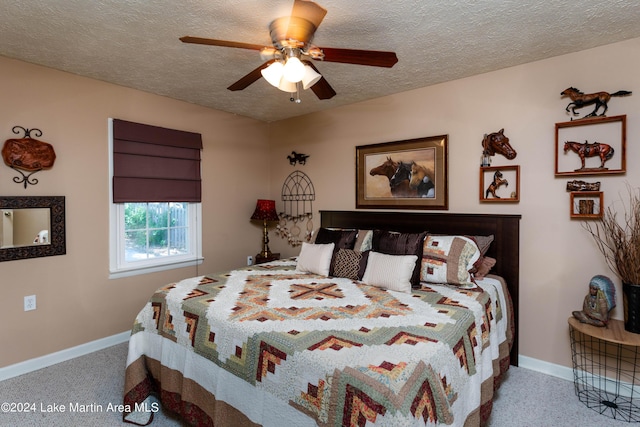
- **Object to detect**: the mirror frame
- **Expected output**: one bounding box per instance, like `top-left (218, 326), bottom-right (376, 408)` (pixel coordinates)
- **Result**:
top-left (0, 196), bottom-right (66, 262)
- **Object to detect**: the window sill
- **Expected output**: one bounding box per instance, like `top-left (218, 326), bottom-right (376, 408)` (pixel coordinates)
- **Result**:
top-left (109, 257), bottom-right (204, 279)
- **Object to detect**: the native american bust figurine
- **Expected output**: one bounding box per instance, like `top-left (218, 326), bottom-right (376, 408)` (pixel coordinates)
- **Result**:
top-left (572, 275), bottom-right (616, 327)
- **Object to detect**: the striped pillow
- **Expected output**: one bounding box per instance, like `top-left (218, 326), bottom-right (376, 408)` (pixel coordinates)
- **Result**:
top-left (296, 242), bottom-right (335, 276)
top-left (361, 251), bottom-right (417, 293)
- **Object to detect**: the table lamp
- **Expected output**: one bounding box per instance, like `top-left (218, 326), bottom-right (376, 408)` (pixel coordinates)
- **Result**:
top-left (250, 199), bottom-right (280, 259)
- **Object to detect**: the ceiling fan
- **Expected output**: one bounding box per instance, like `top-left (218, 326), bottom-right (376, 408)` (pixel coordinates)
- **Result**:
top-left (180, 0), bottom-right (398, 102)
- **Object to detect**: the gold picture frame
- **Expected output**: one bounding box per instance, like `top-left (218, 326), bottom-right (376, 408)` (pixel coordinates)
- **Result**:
top-left (555, 115), bottom-right (626, 176)
top-left (356, 135), bottom-right (448, 210)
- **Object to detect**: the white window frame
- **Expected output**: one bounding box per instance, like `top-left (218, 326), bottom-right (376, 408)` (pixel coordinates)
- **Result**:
top-left (108, 119), bottom-right (203, 279)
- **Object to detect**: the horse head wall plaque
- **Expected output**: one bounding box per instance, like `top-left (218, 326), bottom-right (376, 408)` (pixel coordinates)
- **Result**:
top-left (481, 128), bottom-right (516, 165)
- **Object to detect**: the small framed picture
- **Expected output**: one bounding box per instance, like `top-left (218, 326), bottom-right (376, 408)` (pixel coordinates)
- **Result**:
top-left (479, 165), bottom-right (520, 202)
top-left (555, 115), bottom-right (626, 176)
top-left (570, 191), bottom-right (603, 219)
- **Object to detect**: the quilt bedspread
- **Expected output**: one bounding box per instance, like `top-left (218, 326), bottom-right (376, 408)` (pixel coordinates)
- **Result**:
top-left (124, 259), bottom-right (513, 426)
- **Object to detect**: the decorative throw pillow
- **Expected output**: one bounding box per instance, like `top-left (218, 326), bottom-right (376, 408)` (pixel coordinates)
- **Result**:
top-left (372, 230), bottom-right (427, 288)
top-left (361, 251), bottom-right (417, 293)
top-left (354, 229), bottom-right (373, 252)
top-left (331, 249), bottom-right (370, 280)
top-left (469, 235), bottom-right (494, 256)
top-left (430, 234), bottom-right (494, 256)
top-left (420, 235), bottom-right (481, 287)
top-left (314, 228), bottom-right (358, 249)
top-left (471, 256), bottom-right (496, 280)
top-left (296, 242), bottom-right (335, 276)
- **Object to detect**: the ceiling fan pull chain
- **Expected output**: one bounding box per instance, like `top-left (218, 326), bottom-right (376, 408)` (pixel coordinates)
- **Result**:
top-left (290, 83), bottom-right (302, 103)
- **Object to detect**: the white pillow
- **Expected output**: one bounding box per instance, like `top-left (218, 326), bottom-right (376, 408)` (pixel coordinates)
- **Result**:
top-left (361, 251), bottom-right (417, 293)
top-left (296, 242), bottom-right (335, 276)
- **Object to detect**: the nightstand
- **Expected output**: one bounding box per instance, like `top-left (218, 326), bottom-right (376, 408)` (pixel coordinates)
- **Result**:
top-left (568, 317), bottom-right (640, 422)
top-left (255, 253), bottom-right (280, 264)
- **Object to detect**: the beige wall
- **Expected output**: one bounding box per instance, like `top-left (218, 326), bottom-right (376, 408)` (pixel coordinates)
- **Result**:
top-left (267, 37), bottom-right (640, 369)
top-left (2, 36), bottom-right (639, 371)
top-left (0, 56), bottom-right (270, 367)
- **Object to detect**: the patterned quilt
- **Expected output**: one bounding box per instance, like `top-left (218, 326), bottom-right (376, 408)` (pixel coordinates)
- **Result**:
top-left (123, 259), bottom-right (513, 427)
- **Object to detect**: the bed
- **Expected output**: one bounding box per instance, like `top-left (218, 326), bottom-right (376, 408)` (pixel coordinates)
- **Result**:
top-left (124, 210), bottom-right (520, 426)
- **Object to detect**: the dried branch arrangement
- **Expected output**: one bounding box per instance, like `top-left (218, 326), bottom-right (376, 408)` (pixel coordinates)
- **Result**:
top-left (583, 184), bottom-right (640, 284)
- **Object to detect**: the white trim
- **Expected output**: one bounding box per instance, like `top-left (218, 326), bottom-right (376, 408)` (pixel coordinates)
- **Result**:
top-left (521, 354), bottom-right (640, 398)
top-left (0, 331), bottom-right (130, 382)
top-left (3, 341), bottom-right (626, 398)
top-left (109, 256), bottom-right (204, 279)
top-left (518, 354), bottom-right (575, 382)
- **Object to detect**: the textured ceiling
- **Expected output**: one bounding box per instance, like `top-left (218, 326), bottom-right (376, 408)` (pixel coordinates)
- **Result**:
top-left (1, 1), bottom-right (640, 122)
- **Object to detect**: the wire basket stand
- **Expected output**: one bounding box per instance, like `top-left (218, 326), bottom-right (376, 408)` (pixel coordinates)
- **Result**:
top-left (569, 317), bottom-right (640, 422)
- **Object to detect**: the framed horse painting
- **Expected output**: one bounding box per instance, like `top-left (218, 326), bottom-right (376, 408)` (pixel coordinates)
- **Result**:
top-left (356, 135), bottom-right (448, 210)
top-left (555, 115), bottom-right (626, 176)
top-left (479, 165), bottom-right (520, 203)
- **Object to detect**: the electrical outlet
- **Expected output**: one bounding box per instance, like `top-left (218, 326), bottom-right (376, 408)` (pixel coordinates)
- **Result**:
top-left (24, 295), bottom-right (36, 311)
top-left (247, 255), bottom-right (253, 266)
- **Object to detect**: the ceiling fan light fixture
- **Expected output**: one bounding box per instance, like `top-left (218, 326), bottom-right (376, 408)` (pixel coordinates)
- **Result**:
top-left (301, 65), bottom-right (322, 89)
top-left (260, 61), bottom-right (285, 87)
top-left (282, 56), bottom-right (305, 82)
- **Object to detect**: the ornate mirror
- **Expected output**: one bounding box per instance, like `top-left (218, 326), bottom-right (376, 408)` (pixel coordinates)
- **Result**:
top-left (0, 196), bottom-right (65, 262)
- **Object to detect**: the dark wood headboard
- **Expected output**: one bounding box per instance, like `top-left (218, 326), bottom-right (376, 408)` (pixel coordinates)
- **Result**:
top-left (320, 210), bottom-right (521, 366)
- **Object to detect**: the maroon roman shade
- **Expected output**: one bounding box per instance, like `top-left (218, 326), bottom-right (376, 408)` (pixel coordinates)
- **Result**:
top-left (112, 119), bottom-right (202, 203)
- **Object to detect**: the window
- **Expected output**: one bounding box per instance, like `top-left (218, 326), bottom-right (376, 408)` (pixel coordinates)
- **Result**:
top-left (110, 202), bottom-right (201, 277)
top-left (109, 118), bottom-right (203, 278)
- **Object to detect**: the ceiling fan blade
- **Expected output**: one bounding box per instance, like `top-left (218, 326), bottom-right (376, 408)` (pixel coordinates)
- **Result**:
top-left (310, 76), bottom-right (336, 100)
top-left (303, 61), bottom-right (336, 99)
top-left (227, 60), bottom-right (275, 91)
top-left (291, 0), bottom-right (327, 29)
top-left (180, 36), bottom-right (265, 51)
top-left (318, 47), bottom-right (398, 68)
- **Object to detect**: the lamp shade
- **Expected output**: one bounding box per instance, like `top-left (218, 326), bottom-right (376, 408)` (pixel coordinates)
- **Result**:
top-left (301, 65), bottom-right (322, 90)
top-left (261, 62), bottom-right (285, 88)
top-left (250, 199), bottom-right (279, 221)
top-left (282, 56), bottom-right (305, 82)
top-left (277, 78), bottom-right (297, 93)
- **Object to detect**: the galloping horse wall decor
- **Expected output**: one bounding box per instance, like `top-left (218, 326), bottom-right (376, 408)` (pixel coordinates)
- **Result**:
top-left (561, 87), bottom-right (632, 120)
top-left (481, 129), bottom-right (516, 161)
top-left (287, 151), bottom-right (309, 165)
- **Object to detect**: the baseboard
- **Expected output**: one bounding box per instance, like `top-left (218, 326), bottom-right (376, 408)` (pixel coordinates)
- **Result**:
top-left (518, 354), bottom-right (574, 382)
top-left (0, 336), bottom-right (576, 384)
top-left (0, 331), bottom-right (130, 382)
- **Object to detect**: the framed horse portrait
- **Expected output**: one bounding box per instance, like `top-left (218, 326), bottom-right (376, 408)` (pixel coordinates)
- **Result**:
top-left (555, 115), bottom-right (626, 176)
top-left (356, 135), bottom-right (448, 210)
top-left (479, 165), bottom-right (520, 203)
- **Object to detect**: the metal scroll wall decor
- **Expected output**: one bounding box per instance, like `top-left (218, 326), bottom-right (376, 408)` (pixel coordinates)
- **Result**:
top-left (275, 170), bottom-right (315, 247)
top-left (2, 126), bottom-right (56, 188)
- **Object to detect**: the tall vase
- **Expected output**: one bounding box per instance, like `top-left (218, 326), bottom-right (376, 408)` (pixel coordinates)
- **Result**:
top-left (623, 283), bottom-right (640, 334)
